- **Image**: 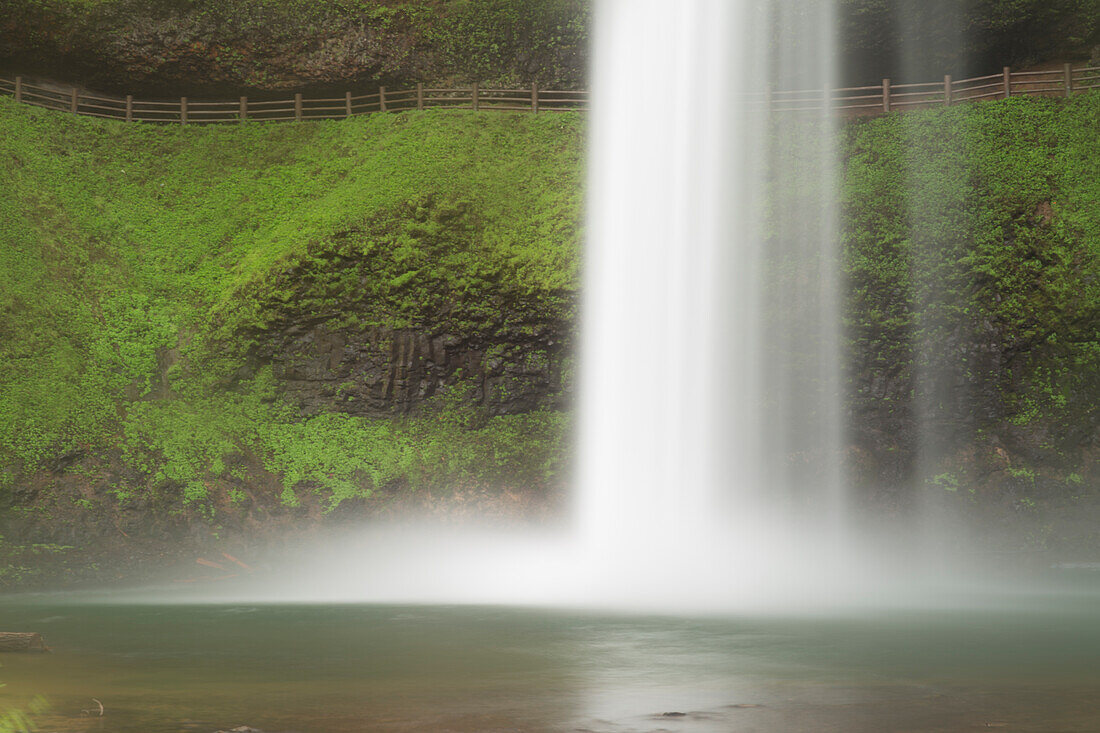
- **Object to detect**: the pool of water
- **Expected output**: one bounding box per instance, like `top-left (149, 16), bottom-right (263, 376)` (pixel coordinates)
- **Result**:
top-left (1, 591), bottom-right (1099, 732)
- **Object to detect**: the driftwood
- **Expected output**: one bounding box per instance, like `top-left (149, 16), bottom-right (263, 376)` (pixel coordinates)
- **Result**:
top-left (0, 632), bottom-right (49, 652)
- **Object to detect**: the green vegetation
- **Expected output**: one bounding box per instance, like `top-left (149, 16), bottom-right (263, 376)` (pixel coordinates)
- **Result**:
top-left (0, 696), bottom-right (46, 733)
top-left (121, 375), bottom-right (570, 511)
top-left (0, 99), bottom-right (583, 514)
top-left (842, 93), bottom-right (1100, 463)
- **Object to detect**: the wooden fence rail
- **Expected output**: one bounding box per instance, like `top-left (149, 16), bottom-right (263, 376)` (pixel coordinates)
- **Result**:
top-left (0, 78), bottom-right (581, 123)
top-left (765, 63), bottom-right (1100, 114)
top-left (1, 65), bottom-right (1098, 124)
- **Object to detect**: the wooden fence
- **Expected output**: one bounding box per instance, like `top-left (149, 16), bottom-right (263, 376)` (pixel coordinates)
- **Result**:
top-left (771, 64), bottom-right (1100, 114)
top-left (1, 64), bottom-right (1098, 124)
top-left (0, 79), bottom-right (585, 123)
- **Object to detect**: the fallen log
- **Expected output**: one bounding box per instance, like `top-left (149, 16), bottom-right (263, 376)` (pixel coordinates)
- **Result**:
top-left (0, 632), bottom-right (49, 652)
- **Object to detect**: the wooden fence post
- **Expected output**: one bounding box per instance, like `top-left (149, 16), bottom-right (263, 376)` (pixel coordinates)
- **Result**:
top-left (416, 83), bottom-right (424, 110)
top-left (240, 96), bottom-right (247, 122)
top-left (531, 82), bottom-right (539, 113)
top-left (70, 87), bottom-right (78, 114)
top-left (1003, 66), bottom-right (1011, 98)
top-left (472, 82), bottom-right (479, 111)
top-left (126, 94), bottom-right (133, 122)
top-left (944, 75), bottom-right (952, 106)
top-left (1065, 63), bottom-right (1073, 97)
top-left (294, 92), bottom-right (303, 121)
top-left (180, 97), bottom-right (188, 125)
top-left (13, 76), bottom-right (21, 103)
top-left (379, 86), bottom-right (387, 112)
top-left (882, 78), bottom-right (891, 112)
top-left (345, 91), bottom-right (352, 117)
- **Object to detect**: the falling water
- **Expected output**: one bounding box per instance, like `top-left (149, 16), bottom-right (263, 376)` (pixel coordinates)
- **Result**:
top-left (578, 0), bottom-right (743, 593)
top-left (575, 0), bottom-right (846, 605)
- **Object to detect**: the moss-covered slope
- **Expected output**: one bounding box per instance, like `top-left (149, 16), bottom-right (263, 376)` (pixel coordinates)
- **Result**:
top-left (842, 94), bottom-right (1100, 509)
top-left (0, 100), bottom-right (584, 564)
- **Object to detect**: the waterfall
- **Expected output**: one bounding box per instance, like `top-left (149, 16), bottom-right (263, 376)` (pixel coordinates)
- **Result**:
top-left (576, 0), bottom-right (845, 605)
top-left (578, 0), bottom-right (744, 587)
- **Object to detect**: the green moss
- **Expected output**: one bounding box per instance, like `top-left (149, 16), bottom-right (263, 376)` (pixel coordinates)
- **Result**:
top-left (842, 94), bottom-right (1100, 454)
top-left (120, 372), bottom-right (568, 511)
top-left (0, 533), bottom-right (74, 588)
top-left (0, 696), bottom-right (47, 733)
top-left (928, 472), bottom-right (960, 492)
top-left (0, 99), bottom-right (582, 508)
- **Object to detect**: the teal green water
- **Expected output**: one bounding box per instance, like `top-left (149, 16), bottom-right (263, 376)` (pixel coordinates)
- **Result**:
top-left (1, 593), bottom-right (1099, 732)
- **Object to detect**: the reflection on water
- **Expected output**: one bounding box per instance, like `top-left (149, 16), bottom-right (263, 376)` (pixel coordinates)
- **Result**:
top-left (1, 595), bottom-right (1099, 732)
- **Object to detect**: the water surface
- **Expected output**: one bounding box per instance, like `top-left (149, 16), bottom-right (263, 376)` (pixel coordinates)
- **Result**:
top-left (1, 592), bottom-right (1099, 732)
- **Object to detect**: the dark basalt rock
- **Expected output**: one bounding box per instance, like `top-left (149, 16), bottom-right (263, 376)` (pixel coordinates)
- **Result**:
top-left (254, 321), bottom-right (572, 417)
top-left (234, 206), bottom-right (577, 419)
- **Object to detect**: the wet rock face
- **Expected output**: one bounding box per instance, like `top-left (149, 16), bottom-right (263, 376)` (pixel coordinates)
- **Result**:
top-left (1, 0), bottom-right (590, 97)
top-left (254, 320), bottom-right (572, 417)
top-left (846, 304), bottom-right (1100, 496)
top-left (1, 3), bottom-right (430, 95)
